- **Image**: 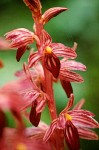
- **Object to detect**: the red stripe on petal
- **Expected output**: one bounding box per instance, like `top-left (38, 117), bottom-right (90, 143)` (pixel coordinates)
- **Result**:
top-left (61, 94), bottom-right (74, 114)
top-left (61, 60), bottom-right (86, 71)
top-left (23, 0), bottom-right (41, 14)
top-left (65, 120), bottom-right (80, 150)
top-left (28, 52), bottom-right (42, 68)
top-left (44, 53), bottom-right (60, 78)
top-left (42, 7), bottom-right (67, 24)
top-left (78, 127), bottom-right (99, 140)
top-left (60, 69), bottom-right (84, 82)
top-left (43, 119), bottom-right (57, 143)
top-left (72, 114), bottom-right (99, 128)
top-left (51, 43), bottom-right (77, 59)
top-left (69, 110), bottom-right (95, 117)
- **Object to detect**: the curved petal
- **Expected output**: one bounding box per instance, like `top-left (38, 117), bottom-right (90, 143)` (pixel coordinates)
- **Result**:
top-left (60, 69), bottom-right (84, 82)
top-left (77, 127), bottom-right (99, 140)
top-left (42, 7), bottom-right (67, 24)
top-left (51, 43), bottom-right (77, 59)
top-left (44, 52), bottom-right (60, 78)
top-left (5, 28), bottom-right (34, 48)
top-left (41, 30), bottom-right (52, 49)
top-left (28, 52), bottom-right (42, 68)
top-left (69, 109), bottom-right (95, 117)
top-left (9, 34), bottom-right (34, 48)
top-left (73, 99), bottom-right (85, 110)
top-left (29, 102), bottom-right (41, 127)
top-left (36, 94), bottom-right (47, 113)
top-left (16, 46), bottom-right (27, 62)
top-left (23, 0), bottom-right (41, 15)
top-left (64, 120), bottom-right (80, 150)
top-left (61, 60), bottom-right (86, 71)
top-left (72, 114), bottom-right (99, 128)
top-left (19, 89), bottom-right (40, 111)
top-left (43, 119), bottom-right (57, 143)
top-left (61, 94), bottom-right (74, 114)
top-left (60, 80), bottom-right (73, 98)
top-left (5, 28), bottom-right (32, 39)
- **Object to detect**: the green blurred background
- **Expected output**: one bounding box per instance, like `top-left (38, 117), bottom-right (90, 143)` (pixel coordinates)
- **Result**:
top-left (0, 0), bottom-right (99, 149)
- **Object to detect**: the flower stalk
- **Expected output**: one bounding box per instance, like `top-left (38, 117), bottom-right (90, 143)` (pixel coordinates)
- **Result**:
top-left (43, 65), bottom-right (57, 120)
top-left (0, 0), bottom-right (99, 150)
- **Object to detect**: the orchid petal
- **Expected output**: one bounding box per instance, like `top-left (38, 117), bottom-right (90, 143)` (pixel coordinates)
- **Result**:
top-left (60, 69), bottom-right (84, 82)
top-left (73, 99), bottom-right (85, 110)
top-left (5, 28), bottom-right (34, 48)
top-left (78, 127), bottom-right (99, 140)
top-left (23, 0), bottom-right (41, 14)
top-left (41, 30), bottom-right (52, 48)
top-left (28, 52), bottom-right (42, 68)
top-left (69, 109), bottom-right (95, 117)
top-left (42, 7), bottom-right (67, 24)
top-left (61, 60), bottom-right (86, 71)
top-left (51, 43), bottom-right (77, 59)
top-left (43, 119), bottom-right (57, 143)
top-left (36, 96), bottom-right (47, 113)
top-left (16, 46), bottom-right (27, 62)
top-left (60, 80), bottom-right (73, 98)
top-left (61, 94), bottom-right (74, 114)
top-left (44, 52), bottom-right (60, 78)
top-left (29, 102), bottom-right (41, 127)
top-left (72, 114), bottom-right (99, 128)
top-left (64, 120), bottom-right (80, 150)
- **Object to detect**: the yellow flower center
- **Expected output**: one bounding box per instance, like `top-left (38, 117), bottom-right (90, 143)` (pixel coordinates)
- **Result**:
top-left (65, 114), bottom-right (72, 121)
top-left (16, 143), bottom-right (27, 150)
top-left (44, 46), bottom-right (52, 54)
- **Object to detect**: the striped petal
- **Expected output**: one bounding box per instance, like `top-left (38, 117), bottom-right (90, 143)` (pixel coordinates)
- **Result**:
top-left (36, 95), bottom-right (47, 113)
top-left (60, 69), bottom-right (84, 82)
top-left (23, 0), bottom-right (41, 15)
top-left (61, 60), bottom-right (86, 71)
top-left (41, 30), bottom-right (52, 49)
top-left (44, 52), bottom-right (60, 78)
top-left (42, 7), bottom-right (67, 24)
top-left (51, 43), bottom-right (77, 59)
top-left (64, 120), bottom-right (80, 150)
top-left (43, 119), bottom-right (57, 143)
top-left (61, 94), bottom-right (74, 114)
top-left (78, 127), bottom-right (99, 140)
top-left (5, 28), bottom-right (34, 48)
top-left (69, 109), bottom-right (95, 117)
top-left (72, 114), bottom-right (99, 128)
top-left (28, 52), bottom-right (42, 68)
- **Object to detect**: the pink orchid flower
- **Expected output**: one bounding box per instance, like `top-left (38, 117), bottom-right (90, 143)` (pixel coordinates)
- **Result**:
top-left (43, 94), bottom-right (99, 150)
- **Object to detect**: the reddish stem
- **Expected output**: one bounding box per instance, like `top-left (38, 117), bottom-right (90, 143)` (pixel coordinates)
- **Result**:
top-left (43, 65), bottom-right (57, 121)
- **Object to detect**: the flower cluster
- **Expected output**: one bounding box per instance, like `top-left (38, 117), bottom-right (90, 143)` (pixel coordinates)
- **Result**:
top-left (0, 0), bottom-right (99, 150)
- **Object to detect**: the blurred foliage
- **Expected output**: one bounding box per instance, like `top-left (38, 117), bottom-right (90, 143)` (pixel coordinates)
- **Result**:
top-left (0, 0), bottom-right (99, 149)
